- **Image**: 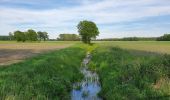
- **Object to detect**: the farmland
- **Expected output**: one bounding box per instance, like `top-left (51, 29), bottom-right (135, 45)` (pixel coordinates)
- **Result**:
top-left (0, 41), bottom-right (76, 65)
top-left (0, 41), bottom-right (170, 99)
top-left (96, 41), bottom-right (170, 54)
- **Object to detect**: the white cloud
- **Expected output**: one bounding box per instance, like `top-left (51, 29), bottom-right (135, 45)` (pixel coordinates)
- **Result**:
top-left (0, 0), bottom-right (170, 38)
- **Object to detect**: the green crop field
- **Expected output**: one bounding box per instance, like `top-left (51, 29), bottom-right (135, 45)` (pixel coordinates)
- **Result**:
top-left (0, 41), bottom-right (169, 99)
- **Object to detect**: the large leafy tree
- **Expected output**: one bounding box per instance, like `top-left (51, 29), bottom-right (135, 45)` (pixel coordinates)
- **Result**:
top-left (26, 29), bottom-right (38, 41)
top-left (57, 34), bottom-right (80, 41)
top-left (14, 31), bottom-right (26, 42)
top-left (37, 31), bottom-right (48, 41)
top-left (77, 20), bottom-right (99, 44)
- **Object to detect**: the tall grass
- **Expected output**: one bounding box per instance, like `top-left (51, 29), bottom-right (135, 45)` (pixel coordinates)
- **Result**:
top-left (0, 47), bottom-right (86, 100)
top-left (89, 46), bottom-right (170, 100)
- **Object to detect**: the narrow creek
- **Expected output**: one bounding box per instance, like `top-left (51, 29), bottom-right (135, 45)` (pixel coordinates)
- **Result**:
top-left (71, 53), bottom-right (102, 100)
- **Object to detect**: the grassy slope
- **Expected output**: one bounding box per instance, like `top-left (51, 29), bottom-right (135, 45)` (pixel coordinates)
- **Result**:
top-left (89, 46), bottom-right (170, 100)
top-left (0, 47), bottom-right (86, 100)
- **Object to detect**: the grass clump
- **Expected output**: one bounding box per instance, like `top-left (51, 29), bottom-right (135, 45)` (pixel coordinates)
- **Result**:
top-left (0, 47), bottom-right (86, 100)
top-left (89, 46), bottom-right (170, 100)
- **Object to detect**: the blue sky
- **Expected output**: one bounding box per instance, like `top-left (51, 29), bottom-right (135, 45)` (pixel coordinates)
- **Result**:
top-left (0, 0), bottom-right (170, 39)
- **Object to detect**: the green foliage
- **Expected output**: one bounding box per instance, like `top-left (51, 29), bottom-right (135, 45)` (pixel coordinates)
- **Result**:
top-left (0, 32), bottom-right (15, 41)
top-left (25, 29), bottom-right (38, 41)
top-left (157, 34), bottom-right (170, 41)
top-left (37, 31), bottom-right (49, 41)
top-left (0, 36), bottom-right (10, 40)
top-left (8, 32), bottom-right (14, 40)
top-left (77, 20), bottom-right (99, 44)
top-left (0, 47), bottom-right (86, 100)
top-left (74, 43), bottom-right (98, 53)
top-left (89, 47), bottom-right (170, 99)
top-left (97, 37), bottom-right (157, 41)
top-left (11, 29), bottom-right (48, 42)
top-left (14, 30), bottom-right (26, 42)
top-left (57, 34), bottom-right (80, 41)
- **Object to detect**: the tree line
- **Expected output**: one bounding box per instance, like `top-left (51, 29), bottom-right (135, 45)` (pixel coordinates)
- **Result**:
top-left (96, 37), bottom-right (157, 41)
top-left (157, 34), bottom-right (170, 41)
top-left (0, 20), bottom-right (169, 42)
top-left (57, 34), bottom-right (80, 41)
top-left (0, 20), bottom-right (100, 43)
top-left (8, 29), bottom-right (48, 42)
top-left (0, 36), bottom-right (11, 41)
top-left (96, 34), bottom-right (170, 41)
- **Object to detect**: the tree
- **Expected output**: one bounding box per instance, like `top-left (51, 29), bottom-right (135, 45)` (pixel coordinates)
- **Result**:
top-left (9, 32), bottom-right (14, 40)
top-left (37, 31), bottom-right (44, 41)
top-left (157, 34), bottom-right (170, 41)
top-left (42, 32), bottom-right (48, 41)
top-left (0, 36), bottom-right (10, 40)
top-left (77, 20), bottom-right (99, 44)
top-left (57, 34), bottom-right (80, 41)
top-left (14, 31), bottom-right (26, 42)
top-left (37, 31), bottom-right (48, 41)
top-left (26, 29), bottom-right (38, 41)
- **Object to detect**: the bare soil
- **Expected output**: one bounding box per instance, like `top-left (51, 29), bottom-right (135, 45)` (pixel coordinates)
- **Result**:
top-left (0, 43), bottom-right (72, 65)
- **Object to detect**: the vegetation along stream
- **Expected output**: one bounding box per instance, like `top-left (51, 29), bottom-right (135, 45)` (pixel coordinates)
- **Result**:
top-left (71, 53), bottom-right (102, 100)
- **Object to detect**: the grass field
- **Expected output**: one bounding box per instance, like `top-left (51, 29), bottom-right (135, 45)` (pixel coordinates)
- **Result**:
top-left (0, 41), bottom-right (170, 99)
top-left (95, 41), bottom-right (170, 54)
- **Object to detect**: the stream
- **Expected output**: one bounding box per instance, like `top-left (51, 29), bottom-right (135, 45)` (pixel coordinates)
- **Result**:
top-left (71, 53), bottom-right (102, 100)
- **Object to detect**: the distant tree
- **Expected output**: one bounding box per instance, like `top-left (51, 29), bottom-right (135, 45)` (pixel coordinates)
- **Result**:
top-left (77, 20), bottom-right (99, 44)
top-left (14, 31), bottom-right (26, 42)
top-left (0, 36), bottom-right (10, 40)
top-left (8, 32), bottom-right (14, 40)
top-left (57, 34), bottom-right (80, 41)
top-left (122, 37), bottom-right (139, 41)
top-left (157, 34), bottom-right (170, 41)
top-left (37, 31), bottom-right (48, 41)
top-left (42, 32), bottom-right (48, 41)
top-left (26, 29), bottom-right (38, 41)
top-left (11, 30), bottom-right (48, 42)
top-left (37, 31), bottom-right (44, 41)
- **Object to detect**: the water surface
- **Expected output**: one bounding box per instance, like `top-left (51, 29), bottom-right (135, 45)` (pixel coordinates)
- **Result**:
top-left (71, 53), bottom-right (102, 100)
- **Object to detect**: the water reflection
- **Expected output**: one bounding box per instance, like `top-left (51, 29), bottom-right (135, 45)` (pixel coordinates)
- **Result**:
top-left (71, 53), bottom-right (102, 100)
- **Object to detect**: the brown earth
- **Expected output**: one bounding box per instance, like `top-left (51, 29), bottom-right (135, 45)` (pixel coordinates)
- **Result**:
top-left (0, 42), bottom-right (73, 65)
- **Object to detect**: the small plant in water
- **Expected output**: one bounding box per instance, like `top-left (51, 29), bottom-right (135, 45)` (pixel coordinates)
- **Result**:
top-left (82, 91), bottom-right (89, 98)
top-left (74, 85), bottom-right (82, 90)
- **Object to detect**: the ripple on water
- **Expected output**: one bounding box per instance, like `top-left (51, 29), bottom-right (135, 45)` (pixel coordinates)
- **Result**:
top-left (71, 54), bottom-right (102, 100)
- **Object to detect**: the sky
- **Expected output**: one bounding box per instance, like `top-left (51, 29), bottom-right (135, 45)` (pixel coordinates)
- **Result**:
top-left (0, 0), bottom-right (170, 39)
